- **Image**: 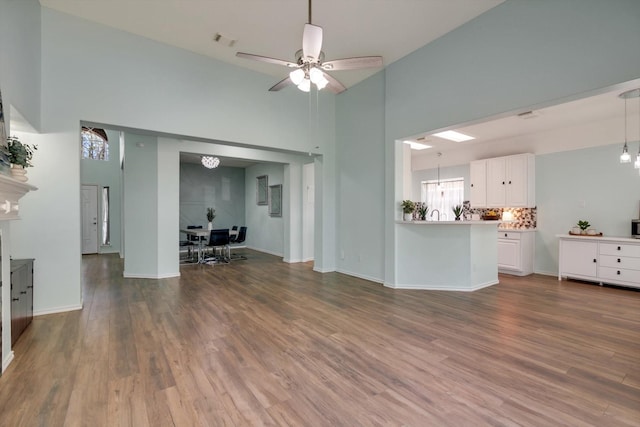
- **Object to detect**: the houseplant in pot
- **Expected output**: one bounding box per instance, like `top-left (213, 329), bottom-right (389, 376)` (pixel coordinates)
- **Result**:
top-left (416, 203), bottom-right (429, 221)
top-left (452, 205), bottom-right (463, 221)
top-left (206, 207), bottom-right (216, 230)
top-left (7, 136), bottom-right (37, 182)
top-left (401, 200), bottom-right (415, 221)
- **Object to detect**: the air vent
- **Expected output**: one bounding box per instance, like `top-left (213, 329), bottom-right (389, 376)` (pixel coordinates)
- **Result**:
top-left (213, 33), bottom-right (237, 48)
top-left (517, 110), bottom-right (540, 119)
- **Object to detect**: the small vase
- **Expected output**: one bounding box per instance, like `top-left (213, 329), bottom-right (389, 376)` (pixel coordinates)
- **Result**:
top-left (455, 216), bottom-right (461, 221)
top-left (403, 213), bottom-right (413, 221)
top-left (207, 222), bottom-right (213, 231)
top-left (10, 164), bottom-right (28, 182)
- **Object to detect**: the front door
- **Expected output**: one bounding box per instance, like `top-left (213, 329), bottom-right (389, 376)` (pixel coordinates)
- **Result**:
top-left (81, 184), bottom-right (99, 254)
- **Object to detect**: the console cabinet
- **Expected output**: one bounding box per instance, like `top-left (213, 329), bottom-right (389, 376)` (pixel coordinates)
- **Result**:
top-left (498, 229), bottom-right (535, 276)
top-left (558, 236), bottom-right (640, 289)
top-left (10, 259), bottom-right (34, 345)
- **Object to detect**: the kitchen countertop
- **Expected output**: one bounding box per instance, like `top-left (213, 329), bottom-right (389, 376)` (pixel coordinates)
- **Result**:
top-left (556, 234), bottom-right (639, 243)
top-left (397, 220), bottom-right (501, 225)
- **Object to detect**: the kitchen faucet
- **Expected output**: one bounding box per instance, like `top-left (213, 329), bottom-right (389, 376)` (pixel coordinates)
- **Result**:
top-left (431, 209), bottom-right (440, 221)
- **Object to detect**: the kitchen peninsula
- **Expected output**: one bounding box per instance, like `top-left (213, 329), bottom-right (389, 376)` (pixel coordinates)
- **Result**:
top-left (393, 220), bottom-right (500, 291)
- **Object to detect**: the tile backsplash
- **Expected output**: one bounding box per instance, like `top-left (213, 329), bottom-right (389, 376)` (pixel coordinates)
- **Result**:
top-left (465, 203), bottom-right (537, 229)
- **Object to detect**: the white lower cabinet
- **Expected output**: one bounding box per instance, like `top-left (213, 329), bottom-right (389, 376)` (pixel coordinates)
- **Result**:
top-left (498, 229), bottom-right (535, 276)
top-left (558, 235), bottom-right (640, 289)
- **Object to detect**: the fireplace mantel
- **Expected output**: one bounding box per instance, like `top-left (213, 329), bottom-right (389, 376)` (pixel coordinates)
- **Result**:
top-left (0, 173), bottom-right (37, 221)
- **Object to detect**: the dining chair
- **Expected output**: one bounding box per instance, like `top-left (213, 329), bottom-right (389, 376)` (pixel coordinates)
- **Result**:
top-left (204, 229), bottom-right (230, 264)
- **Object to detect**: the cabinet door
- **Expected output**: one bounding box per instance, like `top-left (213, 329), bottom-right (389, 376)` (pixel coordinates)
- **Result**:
top-left (498, 239), bottom-right (520, 270)
top-left (560, 240), bottom-right (597, 278)
top-left (469, 160), bottom-right (486, 208)
top-left (505, 155), bottom-right (528, 207)
top-left (486, 157), bottom-right (506, 207)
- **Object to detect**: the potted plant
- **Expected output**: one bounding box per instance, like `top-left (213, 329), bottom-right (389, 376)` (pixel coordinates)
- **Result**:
top-left (452, 205), bottom-right (463, 221)
top-left (417, 204), bottom-right (429, 221)
top-left (577, 220), bottom-right (590, 235)
top-left (206, 207), bottom-right (216, 230)
top-left (401, 200), bottom-right (415, 221)
top-left (7, 136), bottom-right (37, 182)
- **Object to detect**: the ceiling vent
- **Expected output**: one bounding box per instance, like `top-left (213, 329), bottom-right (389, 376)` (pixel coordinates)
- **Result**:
top-left (517, 110), bottom-right (540, 119)
top-left (213, 33), bottom-right (237, 48)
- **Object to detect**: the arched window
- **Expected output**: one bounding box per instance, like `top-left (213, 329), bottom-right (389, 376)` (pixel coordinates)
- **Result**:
top-left (81, 127), bottom-right (109, 160)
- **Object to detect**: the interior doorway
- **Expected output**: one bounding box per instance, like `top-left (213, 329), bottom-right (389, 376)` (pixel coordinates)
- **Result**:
top-left (81, 184), bottom-right (98, 254)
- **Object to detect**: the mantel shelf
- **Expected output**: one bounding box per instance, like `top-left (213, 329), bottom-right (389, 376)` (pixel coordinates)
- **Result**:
top-left (0, 173), bottom-right (37, 221)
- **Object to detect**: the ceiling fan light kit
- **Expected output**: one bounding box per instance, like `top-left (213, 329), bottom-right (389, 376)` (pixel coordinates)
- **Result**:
top-left (236, 0), bottom-right (382, 94)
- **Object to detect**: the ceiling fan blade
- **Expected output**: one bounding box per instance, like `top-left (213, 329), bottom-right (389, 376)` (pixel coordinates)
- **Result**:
top-left (236, 52), bottom-right (297, 68)
top-left (268, 77), bottom-right (294, 92)
top-left (322, 72), bottom-right (347, 94)
top-left (321, 56), bottom-right (383, 71)
top-left (302, 24), bottom-right (323, 62)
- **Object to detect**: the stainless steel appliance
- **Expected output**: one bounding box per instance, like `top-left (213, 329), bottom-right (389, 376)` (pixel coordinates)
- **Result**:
top-left (632, 219), bottom-right (640, 238)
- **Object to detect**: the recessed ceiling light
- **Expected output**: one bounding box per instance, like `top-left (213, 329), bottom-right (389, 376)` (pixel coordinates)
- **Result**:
top-left (432, 130), bottom-right (475, 142)
top-left (403, 141), bottom-right (432, 150)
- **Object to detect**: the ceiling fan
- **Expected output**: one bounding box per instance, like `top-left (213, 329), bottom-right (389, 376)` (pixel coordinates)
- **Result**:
top-left (236, 0), bottom-right (383, 94)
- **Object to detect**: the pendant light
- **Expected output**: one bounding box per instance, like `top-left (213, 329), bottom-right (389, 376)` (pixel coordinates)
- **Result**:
top-left (619, 88), bottom-right (640, 165)
top-left (201, 156), bottom-right (220, 169)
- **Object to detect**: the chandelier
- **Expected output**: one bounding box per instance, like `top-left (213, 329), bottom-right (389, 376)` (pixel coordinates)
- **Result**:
top-left (201, 156), bottom-right (220, 169)
top-left (619, 88), bottom-right (640, 174)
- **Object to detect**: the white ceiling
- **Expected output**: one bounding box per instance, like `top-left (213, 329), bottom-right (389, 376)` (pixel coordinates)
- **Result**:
top-left (407, 81), bottom-right (640, 155)
top-left (38, 0), bottom-right (504, 90)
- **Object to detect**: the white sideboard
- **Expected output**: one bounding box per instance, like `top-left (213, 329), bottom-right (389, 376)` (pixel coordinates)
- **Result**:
top-left (557, 234), bottom-right (640, 289)
top-left (498, 229), bottom-right (535, 276)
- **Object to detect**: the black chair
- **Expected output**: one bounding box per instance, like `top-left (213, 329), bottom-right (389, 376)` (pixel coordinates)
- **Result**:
top-left (204, 229), bottom-right (230, 264)
top-left (229, 226), bottom-right (247, 260)
top-left (229, 225), bottom-right (239, 243)
top-left (179, 225), bottom-right (202, 262)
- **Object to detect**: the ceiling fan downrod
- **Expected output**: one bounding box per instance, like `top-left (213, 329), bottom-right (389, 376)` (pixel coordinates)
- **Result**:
top-left (308, 0), bottom-right (312, 24)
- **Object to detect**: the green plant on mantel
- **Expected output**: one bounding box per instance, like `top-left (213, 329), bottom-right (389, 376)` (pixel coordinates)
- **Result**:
top-left (7, 136), bottom-right (37, 167)
top-left (401, 200), bottom-right (415, 214)
top-left (577, 220), bottom-right (590, 231)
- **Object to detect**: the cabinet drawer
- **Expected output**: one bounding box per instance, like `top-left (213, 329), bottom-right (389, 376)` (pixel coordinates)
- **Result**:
top-left (599, 243), bottom-right (640, 258)
top-left (600, 255), bottom-right (640, 270)
top-left (599, 266), bottom-right (640, 284)
top-left (498, 231), bottom-right (521, 240)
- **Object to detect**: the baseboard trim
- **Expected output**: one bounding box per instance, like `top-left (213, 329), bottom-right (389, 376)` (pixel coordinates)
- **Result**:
top-left (313, 266), bottom-right (336, 273)
top-left (534, 269), bottom-right (558, 277)
top-left (246, 246), bottom-right (284, 258)
top-left (2, 351), bottom-right (15, 373)
top-left (384, 279), bottom-right (499, 292)
top-left (336, 269), bottom-right (384, 284)
top-left (34, 303), bottom-right (83, 316)
top-left (123, 272), bottom-right (180, 279)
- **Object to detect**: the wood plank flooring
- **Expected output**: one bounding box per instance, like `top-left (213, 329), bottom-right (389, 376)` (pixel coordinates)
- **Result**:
top-left (1, 250), bottom-right (639, 426)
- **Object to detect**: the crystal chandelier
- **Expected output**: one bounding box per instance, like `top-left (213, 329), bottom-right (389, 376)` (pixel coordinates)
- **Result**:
top-left (201, 156), bottom-right (220, 169)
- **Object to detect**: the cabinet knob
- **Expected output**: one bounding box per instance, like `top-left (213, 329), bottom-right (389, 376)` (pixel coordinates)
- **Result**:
top-left (20, 291), bottom-right (27, 295)
top-left (617, 270), bottom-right (621, 275)
top-left (593, 259), bottom-right (597, 263)
top-left (471, 183), bottom-right (474, 187)
top-left (502, 181), bottom-right (505, 185)
top-left (12, 298), bottom-right (19, 302)
top-left (617, 246), bottom-right (621, 250)
top-left (504, 233), bottom-right (508, 237)
top-left (618, 258), bottom-right (621, 263)
top-left (509, 180), bottom-right (512, 184)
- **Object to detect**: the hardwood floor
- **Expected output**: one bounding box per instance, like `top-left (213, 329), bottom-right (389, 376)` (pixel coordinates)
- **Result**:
top-left (1, 250), bottom-right (639, 426)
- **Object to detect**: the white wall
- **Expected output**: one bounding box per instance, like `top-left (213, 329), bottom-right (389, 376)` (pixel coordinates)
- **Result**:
top-left (245, 163), bottom-right (285, 257)
top-left (123, 133), bottom-right (159, 278)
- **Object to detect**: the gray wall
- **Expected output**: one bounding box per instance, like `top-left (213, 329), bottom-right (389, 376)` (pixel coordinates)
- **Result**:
top-left (180, 163), bottom-right (245, 231)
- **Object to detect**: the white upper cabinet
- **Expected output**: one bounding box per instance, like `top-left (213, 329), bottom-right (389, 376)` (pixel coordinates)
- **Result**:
top-left (469, 160), bottom-right (487, 208)
top-left (471, 153), bottom-right (535, 208)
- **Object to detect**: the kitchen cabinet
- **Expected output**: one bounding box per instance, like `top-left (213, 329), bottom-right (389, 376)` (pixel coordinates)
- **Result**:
top-left (558, 236), bottom-right (640, 289)
top-left (10, 259), bottom-right (34, 346)
top-left (485, 154), bottom-right (535, 208)
top-left (498, 229), bottom-right (535, 276)
top-left (469, 160), bottom-right (487, 208)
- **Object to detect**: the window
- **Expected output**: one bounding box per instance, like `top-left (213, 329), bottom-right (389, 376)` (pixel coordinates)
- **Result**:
top-left (421, 178), bottom-right (464, 220)
top-left (81, 127), bottom-right (109, 160)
